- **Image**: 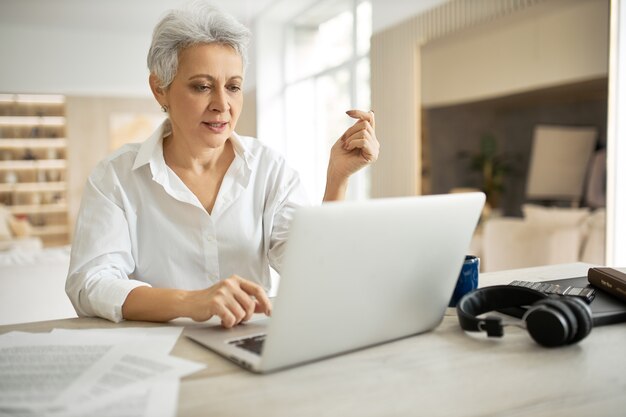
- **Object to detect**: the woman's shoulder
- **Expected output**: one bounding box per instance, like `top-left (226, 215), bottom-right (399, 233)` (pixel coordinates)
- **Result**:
top-left (90, 143), bottom-right (142, 182)
top-left (235, 134), bottom-right (287, 166)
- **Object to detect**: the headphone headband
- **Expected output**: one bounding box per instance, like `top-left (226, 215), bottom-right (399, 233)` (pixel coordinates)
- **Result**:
top-left (456, 284), bottom-right (593, 347)
top-left (456, 285), bottom-right (548, 336)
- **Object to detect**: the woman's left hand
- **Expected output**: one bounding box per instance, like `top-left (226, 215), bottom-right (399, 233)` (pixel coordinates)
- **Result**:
top-left (324, 110), bottom-right (379, 201)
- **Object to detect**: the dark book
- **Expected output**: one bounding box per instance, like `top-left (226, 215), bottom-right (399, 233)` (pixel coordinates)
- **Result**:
top-left (499, 276), bottom-right (626, 326)
top-left (588, 267), bottom-right (626, 304)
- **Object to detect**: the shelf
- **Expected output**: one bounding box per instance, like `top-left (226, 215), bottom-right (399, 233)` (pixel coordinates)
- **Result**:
top-left (31, 224), bottom-right (70, 237)
top-left (0, 116), bottom-right (65, 127)
top-left (1, 93), bottom-right (69, 247)
top-left (0, 138), bottom-right (67, 149)
top-left (0, 159), bottom-right (66, 170)
top-left (0, 182), bottom-right (66, 193)
top-left (8, 203), bottom-right (68, 215)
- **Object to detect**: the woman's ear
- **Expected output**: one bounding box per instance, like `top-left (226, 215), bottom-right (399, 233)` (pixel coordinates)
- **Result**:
top-left (149, 74), bottom-right (167, 105)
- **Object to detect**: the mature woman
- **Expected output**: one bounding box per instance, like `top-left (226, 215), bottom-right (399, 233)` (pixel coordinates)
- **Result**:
top-left (66, 2), bottom-right (378, 328)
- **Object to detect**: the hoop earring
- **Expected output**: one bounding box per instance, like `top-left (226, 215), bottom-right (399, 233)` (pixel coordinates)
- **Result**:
top-left (161, 104), bottom-right (168, 113)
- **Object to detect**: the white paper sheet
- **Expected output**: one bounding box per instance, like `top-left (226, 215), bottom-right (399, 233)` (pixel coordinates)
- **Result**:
top-left (56, 343), bottom-right (203, 404)
top-left (50, 326), bottom-right (183, 354)
top-left (45, 378), bottom-right (180, 417)
top-left (0, 327), bottom-right (204, 417)
top-left (0, 332), bottom-right (129, 407)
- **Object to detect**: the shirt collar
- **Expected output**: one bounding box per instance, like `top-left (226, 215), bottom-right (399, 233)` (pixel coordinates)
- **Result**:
top-left (131, 119), bottom-right (169, 171)
top-left (131, 118), bottom-right (254, 172)
top-left (229, 131), bottom-right (254, 170)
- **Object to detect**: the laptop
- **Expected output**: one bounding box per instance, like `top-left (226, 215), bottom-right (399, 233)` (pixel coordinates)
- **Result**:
top-left (186, 192), bottom-right (485, 373)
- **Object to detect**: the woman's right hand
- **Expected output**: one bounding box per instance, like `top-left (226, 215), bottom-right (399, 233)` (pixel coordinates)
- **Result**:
top-left (186, 275), bottom-right (272, 327)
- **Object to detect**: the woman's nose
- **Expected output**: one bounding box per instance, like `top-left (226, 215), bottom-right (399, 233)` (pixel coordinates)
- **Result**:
top-left (209, 89), bottom-right (228, 112)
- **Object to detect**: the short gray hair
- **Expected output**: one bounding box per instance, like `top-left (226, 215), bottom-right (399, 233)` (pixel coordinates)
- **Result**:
top-left (147, 1), bottom-right (251, 89)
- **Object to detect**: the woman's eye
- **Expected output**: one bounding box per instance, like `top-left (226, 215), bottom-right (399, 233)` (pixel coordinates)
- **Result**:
top-left (194, 84), bottom-right (210, 92)
top-left (228, 85), bottom-right (241, 93)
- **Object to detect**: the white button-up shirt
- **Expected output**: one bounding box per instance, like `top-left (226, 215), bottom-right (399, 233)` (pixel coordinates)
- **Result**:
top-left (66, 120), bottom-right (308, 322)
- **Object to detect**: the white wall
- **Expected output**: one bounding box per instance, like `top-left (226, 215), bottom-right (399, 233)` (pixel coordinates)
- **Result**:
top-left (0, 0), bottom-right (445, 97)
top-left (0, 21), bottom-right (153, 97)
top-left (0, 0), bottom-right (271, 96)
top-left (421, 0), bottom-right (609, 107)
top-left (370, 26), bottom-right (422, 197)
top-left (607, 0), bottom-right (626, 265)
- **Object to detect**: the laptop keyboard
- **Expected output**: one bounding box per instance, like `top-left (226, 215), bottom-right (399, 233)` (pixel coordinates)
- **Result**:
top-left (229, 334), bottom-right (266, 355)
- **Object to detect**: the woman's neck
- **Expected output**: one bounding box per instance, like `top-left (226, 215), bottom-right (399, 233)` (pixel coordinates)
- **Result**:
top-left (163, 133), bottom-right (233, 176)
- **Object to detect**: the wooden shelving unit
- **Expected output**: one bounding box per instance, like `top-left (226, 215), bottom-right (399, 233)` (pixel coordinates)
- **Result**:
top-left (0, 93), bottom-right (70, 247)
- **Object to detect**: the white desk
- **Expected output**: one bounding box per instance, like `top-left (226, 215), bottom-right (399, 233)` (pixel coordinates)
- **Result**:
top-left (1, 263), bottom-right (625, 417)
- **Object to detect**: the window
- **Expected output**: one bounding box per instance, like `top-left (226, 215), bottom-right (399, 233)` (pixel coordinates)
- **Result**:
top-left (281, 0), bottom-right (372, 201)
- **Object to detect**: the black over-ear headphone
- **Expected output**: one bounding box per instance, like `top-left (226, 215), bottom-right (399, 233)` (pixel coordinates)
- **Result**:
top-left (456, 285), bottom-right (593, 347)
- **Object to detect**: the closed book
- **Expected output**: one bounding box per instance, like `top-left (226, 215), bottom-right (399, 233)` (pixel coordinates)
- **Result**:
top-left (588, 267), bottom-right (626, 303)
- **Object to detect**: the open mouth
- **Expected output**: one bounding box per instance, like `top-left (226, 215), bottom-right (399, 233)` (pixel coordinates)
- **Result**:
top-left (202, 121), bottom-right (228, 132)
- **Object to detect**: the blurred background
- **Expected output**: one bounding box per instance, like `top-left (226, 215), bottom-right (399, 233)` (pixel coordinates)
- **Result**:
top-left (0, 0), bottom-right (624, 271)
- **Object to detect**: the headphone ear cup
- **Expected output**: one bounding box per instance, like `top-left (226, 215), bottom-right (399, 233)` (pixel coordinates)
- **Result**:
top-left (525, 299), bottom-right (577, 347)
top-left (558, 297), bottom-right (593, 344)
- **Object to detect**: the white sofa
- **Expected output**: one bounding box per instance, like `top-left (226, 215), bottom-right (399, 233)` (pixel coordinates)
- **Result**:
top-left (481, 204), bottom-right (605, 272)
top-left (0, 245), bottom-right (76, 325)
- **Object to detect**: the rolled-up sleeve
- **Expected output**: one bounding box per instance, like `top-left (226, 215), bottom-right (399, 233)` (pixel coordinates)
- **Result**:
top-left (66, 169), bottom-right (149, 323)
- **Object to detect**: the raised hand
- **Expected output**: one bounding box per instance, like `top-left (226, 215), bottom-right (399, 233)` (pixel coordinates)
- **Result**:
top-left (324, 110), bottom-right (379, 201)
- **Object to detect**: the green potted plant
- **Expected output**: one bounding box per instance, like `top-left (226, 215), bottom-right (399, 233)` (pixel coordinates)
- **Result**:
top-left (464, 133), bottom-right (516, 211)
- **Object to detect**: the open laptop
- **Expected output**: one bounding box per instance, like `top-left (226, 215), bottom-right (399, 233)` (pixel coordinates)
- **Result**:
top-left (186, 192), bottom-right (485, 373)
